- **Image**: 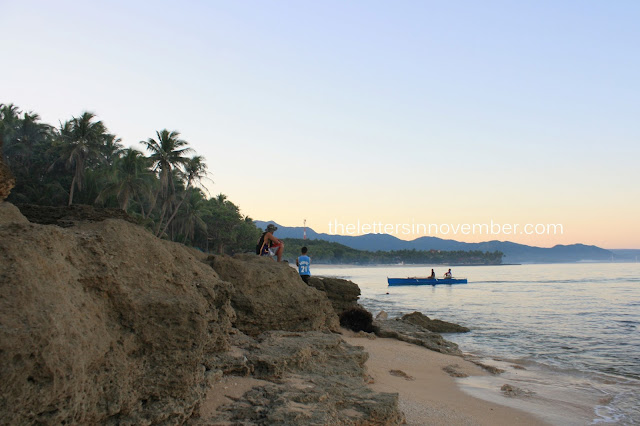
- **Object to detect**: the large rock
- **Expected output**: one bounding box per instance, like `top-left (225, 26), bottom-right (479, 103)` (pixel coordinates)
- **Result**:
top-left (0, 138), bottom-right (15, 201)
top-left (0, 213), bottom-right (234, 424)
top-left (0, 202), bottom-right (28, 224)
top-left (17, 203), bottom-right (138, 227)
top-left (207, 254), bottom-right (340, 336)
top-left (401, 311), bottom-right (470, 333)
top-left (373, 319), bottom-right (462, 356)
top-left (308, 276), bottom-right (361, 315)
top-left (194, 331), bottom-right (404, 425)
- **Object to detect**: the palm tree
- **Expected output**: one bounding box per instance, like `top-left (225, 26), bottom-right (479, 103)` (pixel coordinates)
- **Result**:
top-left (177, 188), bottom-right (209, 245)
top-left (101, 134), bottom-right (123, 167)
top-left (142, 129), bottom-right (192, 197)
top-left (96, 148), bottom-right (154, 212)
top-left (1, 108), bottom-right (54, 202)
top-left (0, 104), bottom-right (21, 154)
top-left (159, 155), bottom-right (209, 237)
top-left (54, 112), bottom-right (107, 205)
top-left (9, 112), bottom-right (52, 167)
top-left (142, 130), bottom-right (193, 235)
top-left (203, 194), bottom-right (244, 254)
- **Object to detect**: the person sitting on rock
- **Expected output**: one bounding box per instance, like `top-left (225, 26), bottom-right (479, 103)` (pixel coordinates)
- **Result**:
top-left (296, 246), bottom-right (311, 284)
top-left (258, 223), bottom-right (285, 262)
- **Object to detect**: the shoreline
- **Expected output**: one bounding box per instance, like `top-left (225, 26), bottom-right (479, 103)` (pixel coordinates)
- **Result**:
top-left (314, 263), bottom-right (640, 425)
top-left (340, 329), bottom-right (547, 425)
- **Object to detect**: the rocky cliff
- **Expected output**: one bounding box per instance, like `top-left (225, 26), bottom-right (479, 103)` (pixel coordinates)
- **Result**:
top-left (0, 204), bottom-right (403, 424)
top-left (308, 276), bottom-right (361, 315)
top-left (206, 254), bottom-right (339, 336)
top-left (0, 210), bottom-right (235, 424)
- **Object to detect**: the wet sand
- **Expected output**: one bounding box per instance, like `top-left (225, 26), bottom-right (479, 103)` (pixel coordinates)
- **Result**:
top-left (341, 330), bottom-right (548, 426)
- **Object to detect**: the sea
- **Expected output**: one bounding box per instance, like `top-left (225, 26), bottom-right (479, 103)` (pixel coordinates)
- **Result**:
top-left (312, 262), bottom-right (640, 425)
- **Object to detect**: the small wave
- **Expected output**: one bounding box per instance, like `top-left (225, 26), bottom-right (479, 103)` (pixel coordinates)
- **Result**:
top-left (593, 405), bottom-right (627, 424)
top-left (593, 389), bottom-right (640, 424)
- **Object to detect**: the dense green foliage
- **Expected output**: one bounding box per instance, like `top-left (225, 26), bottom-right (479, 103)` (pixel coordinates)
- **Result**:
top-left (1, 103), bottom-right (260, 254)
top-left (282, 238), bottom-right (503, 265)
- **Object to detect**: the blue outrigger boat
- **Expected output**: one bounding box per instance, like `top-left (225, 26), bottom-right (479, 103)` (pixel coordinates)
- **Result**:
top-left (387, 277), bottom-right (468, 286)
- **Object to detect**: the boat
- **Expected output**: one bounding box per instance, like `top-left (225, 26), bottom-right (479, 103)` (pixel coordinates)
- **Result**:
top-left (387, 277), bottom-right (468, 286)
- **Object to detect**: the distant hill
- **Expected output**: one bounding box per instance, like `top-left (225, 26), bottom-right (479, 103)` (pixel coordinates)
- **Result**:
top-left (256, 220), bottom-right (615, 264)
top-left (610, 249), bottom-right (640, 262)
top-left (280, 238), bottom-right (503, 265)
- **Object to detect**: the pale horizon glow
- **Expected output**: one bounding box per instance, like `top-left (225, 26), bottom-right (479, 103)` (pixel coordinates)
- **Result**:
top-left (2, 1), bottom-right (639, 249)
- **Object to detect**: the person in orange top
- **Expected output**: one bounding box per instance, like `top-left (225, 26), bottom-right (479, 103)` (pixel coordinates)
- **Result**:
top-left (258, 223), bottom-right (285, 262)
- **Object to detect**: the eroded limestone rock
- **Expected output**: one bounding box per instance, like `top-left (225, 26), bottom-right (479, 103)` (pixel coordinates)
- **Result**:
top-left (308, 276), bottom-right (361, 315)
top-left (0, 215), bottom-right (234, 424)
top-left (401, 311), bottom-right (470, 333)
top-left (207, 254), bottom-right (340, 336)
top-left (373, 319), bottom-right (462, 356)
top-left (194, 331), bottom-right (404, 425)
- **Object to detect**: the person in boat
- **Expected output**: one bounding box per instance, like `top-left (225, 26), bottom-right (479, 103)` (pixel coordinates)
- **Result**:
top-left (428, 269), bottom-right (435, 279)
top-left (444, 269), bottom-right (452, 279)
top-left (257, 224), bottom-right (285, 262)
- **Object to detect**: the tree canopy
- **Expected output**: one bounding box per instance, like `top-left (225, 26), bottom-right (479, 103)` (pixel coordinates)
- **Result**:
top-left (1, 103), bottom-right (260, 254)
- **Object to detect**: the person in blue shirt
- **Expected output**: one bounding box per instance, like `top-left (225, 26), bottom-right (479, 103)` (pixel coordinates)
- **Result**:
top-left (296, 247), bottom-right (311, 284)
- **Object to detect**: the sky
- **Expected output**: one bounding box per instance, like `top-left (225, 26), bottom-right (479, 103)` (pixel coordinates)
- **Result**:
top-left (2, 0), bottom-right (639, 248)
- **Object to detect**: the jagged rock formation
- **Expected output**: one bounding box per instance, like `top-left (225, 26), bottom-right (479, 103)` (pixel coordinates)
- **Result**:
top-left (0, 208), bottom-right (234, 424)
top-left (16, 203), bottom-right (138, 227)
top-left (0, 202), bottom-right (28, 224)
top-left (0, 206), bottom-right (369, 424)
top-left (0, 204), bottom-right (411, 425)
top-left (340, 306), bottom-right (375, 333)
top-left (0, 138), bottom-right (15, 201)
top-left (192, 331), bottom-right (404, 425)
top-left (207, 254), bottom-right (339, 336)
top-left (308, 276), bottom-right (361, 315)
top-left (373, 319), bottom-right (462, 356)
top-left (401, 311), bottom-right (470, 333)
top-left (376, 311), bottom-right (389, 320)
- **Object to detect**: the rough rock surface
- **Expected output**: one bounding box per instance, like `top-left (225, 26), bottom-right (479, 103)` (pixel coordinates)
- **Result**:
top-left (373, 319), bottom-right (462, 356)
top-left (207, 254), bottom-right (340, 336)
top-left (0, 202), bottom-right (28, 224)
top-left (376, 311), bottom-right (389, 321)
top-left (0, 204), bottom-right (406, 425)
top-left (16, 203), bottom-right (139, 227)
top-left (308, 276), bottom-right (361, 315)
top-left (192, 330), bottom-right (404, 425)
top-left (501, 384), bottom-right (534, 398)
top-left (0, 210), bottom-right (235, 424)
top-left (0, 139), bottom-right (15, 201)
top-left (401, 311), bottom-right (470, 333)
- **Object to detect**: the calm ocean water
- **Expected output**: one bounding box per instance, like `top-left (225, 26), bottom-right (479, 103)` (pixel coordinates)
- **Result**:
top-left (313, 263), bottom-right (640, 425)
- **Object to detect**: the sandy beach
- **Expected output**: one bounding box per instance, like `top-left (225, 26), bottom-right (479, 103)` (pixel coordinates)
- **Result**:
top-left (341, 330), bottom-right (547, 426)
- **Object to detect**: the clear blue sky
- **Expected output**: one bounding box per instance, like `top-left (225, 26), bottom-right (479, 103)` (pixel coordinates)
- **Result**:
top-left (2, 0), bottom-right (639, 247)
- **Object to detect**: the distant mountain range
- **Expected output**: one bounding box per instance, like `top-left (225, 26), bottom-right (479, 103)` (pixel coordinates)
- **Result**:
top-left (255, 220), bottom-right (638, 264)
